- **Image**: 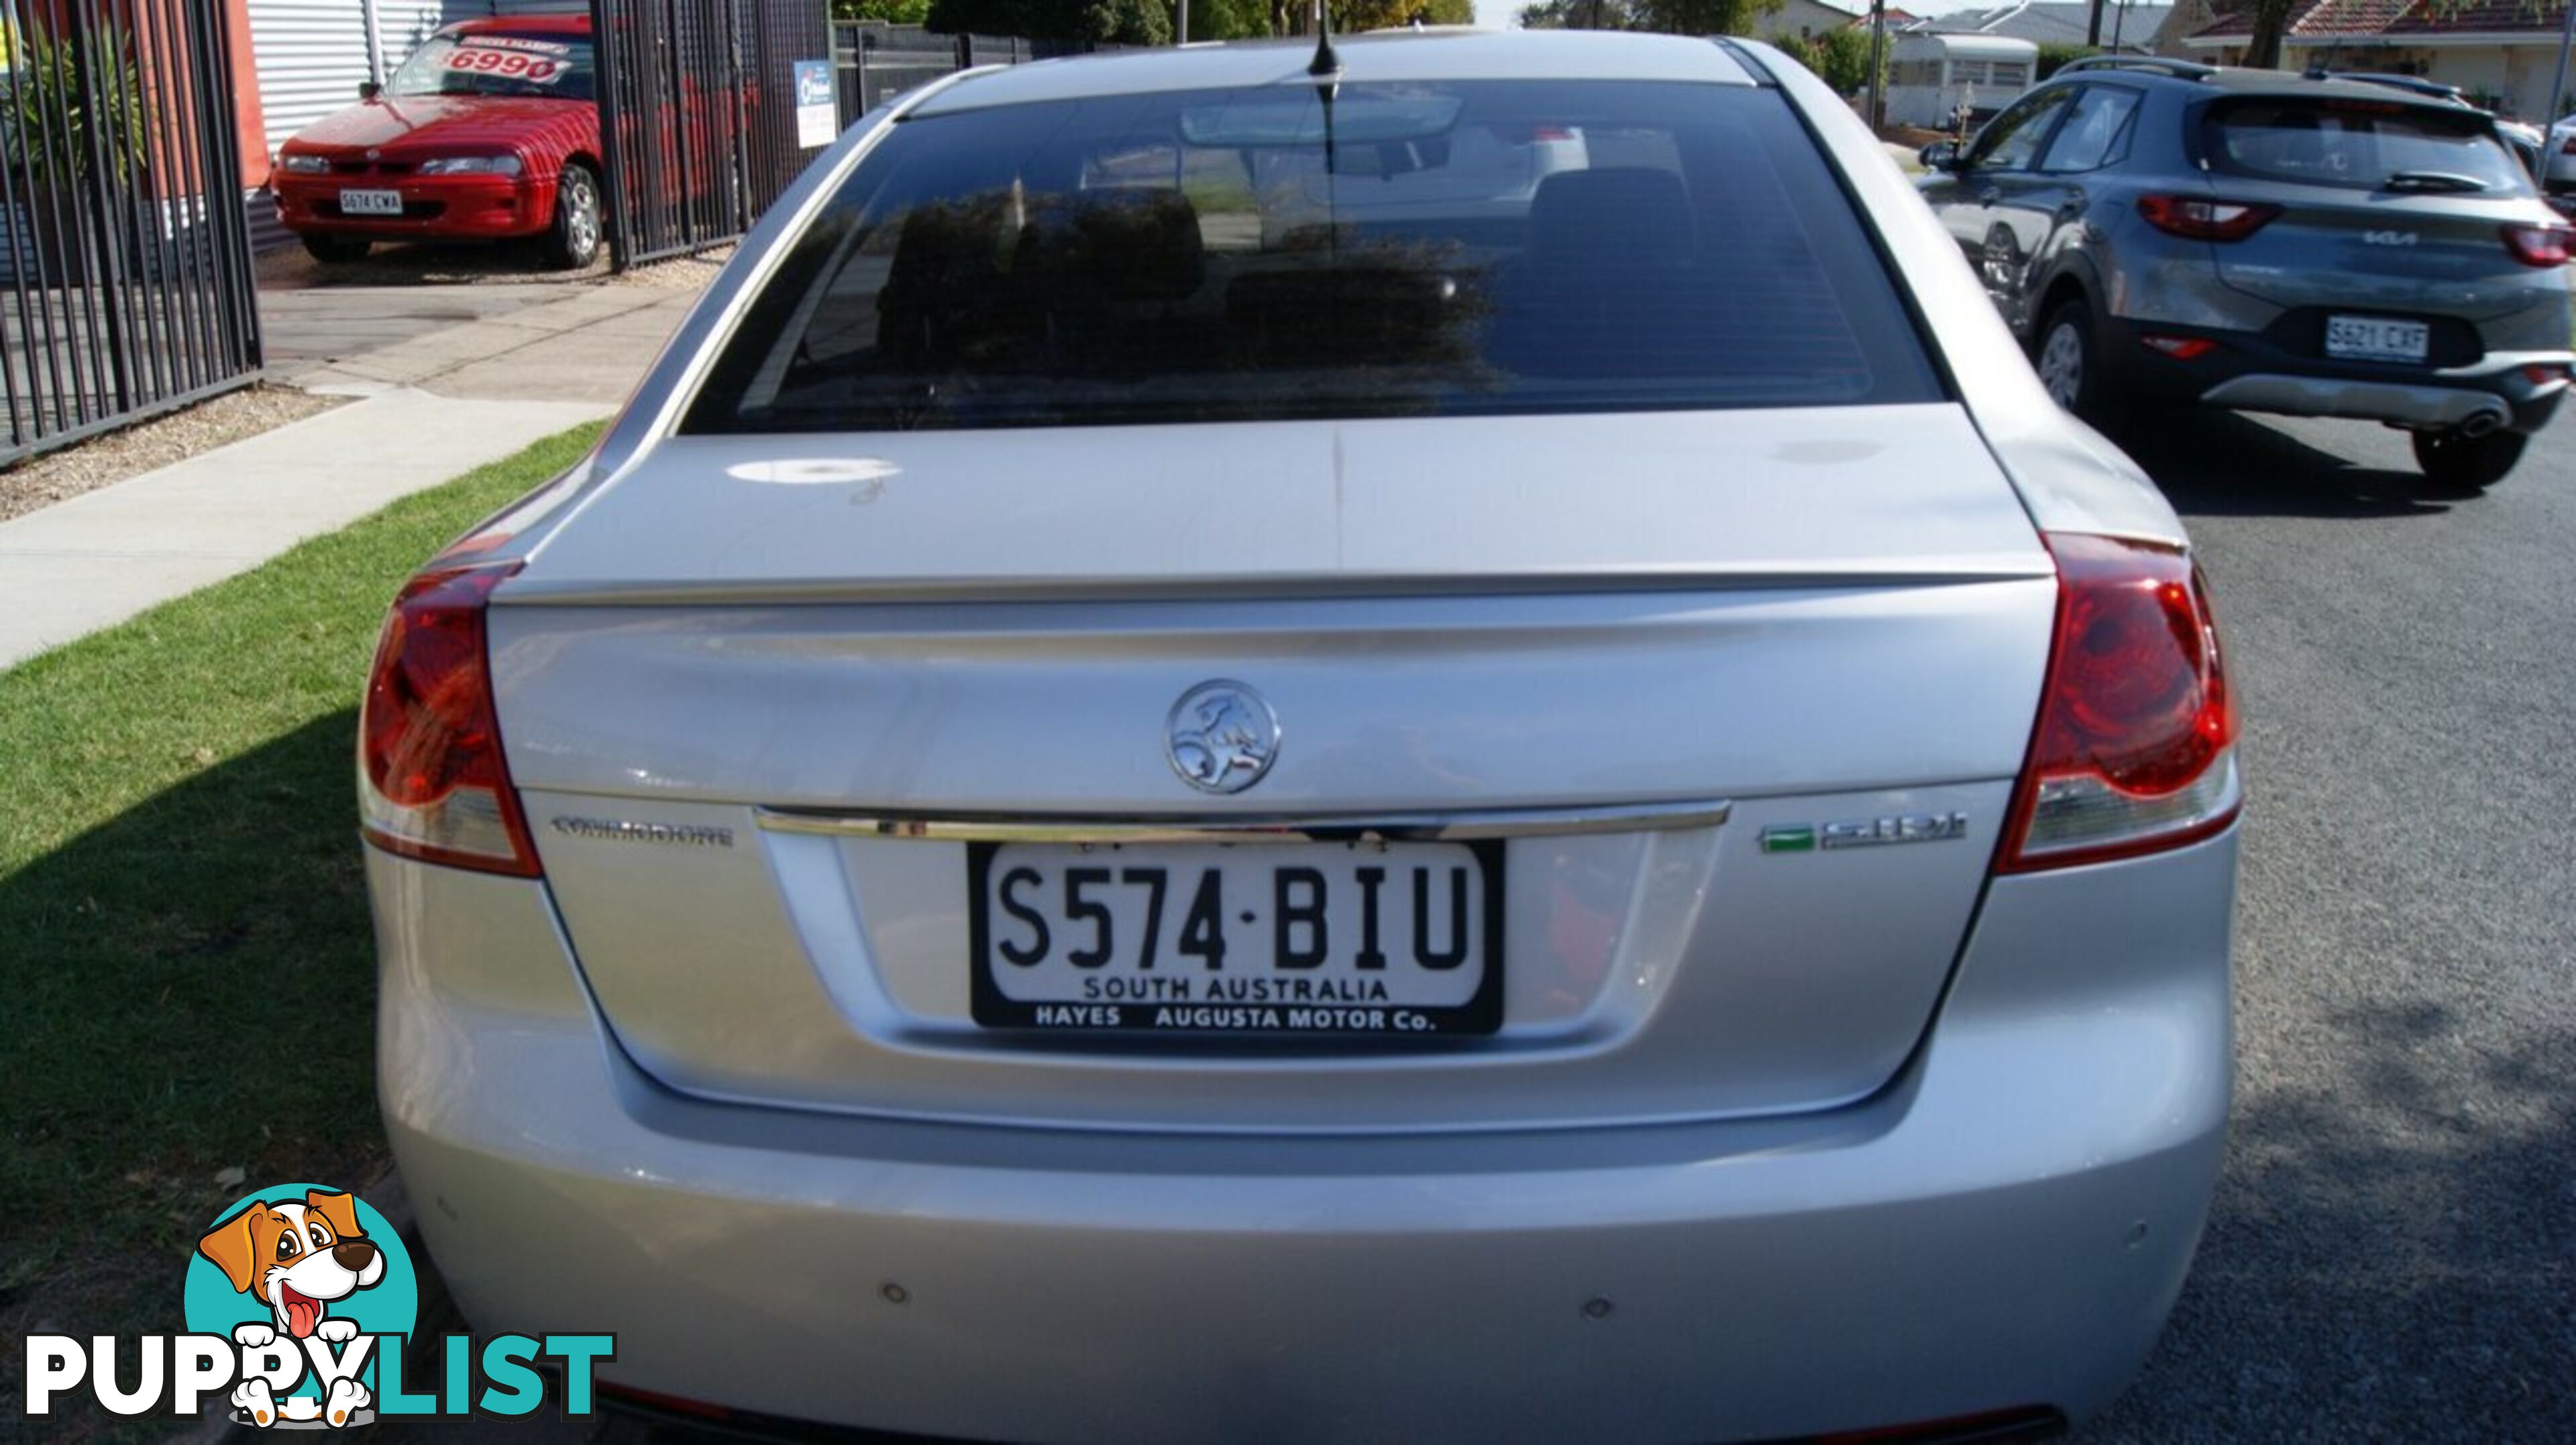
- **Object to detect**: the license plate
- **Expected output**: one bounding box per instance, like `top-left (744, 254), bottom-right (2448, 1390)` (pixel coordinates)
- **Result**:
top-left (2324, 315), bottom-right (2430, 364)
top-left (969, 841), bottom-right (1503, 1036)
top-left (339, 189), bottom-right (404, 217)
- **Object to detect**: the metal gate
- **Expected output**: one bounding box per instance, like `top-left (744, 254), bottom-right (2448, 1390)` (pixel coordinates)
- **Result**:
top-left (592, 0), bottom-right (832, 268)
top-left (1, 0), bottom-right (263, 468)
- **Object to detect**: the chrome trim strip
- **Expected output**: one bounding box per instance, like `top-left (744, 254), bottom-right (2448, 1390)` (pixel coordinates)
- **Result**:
top-left (755, 799), bottom-right (1733, 845)
top-left (494, 567), bottom-right (2053, 608)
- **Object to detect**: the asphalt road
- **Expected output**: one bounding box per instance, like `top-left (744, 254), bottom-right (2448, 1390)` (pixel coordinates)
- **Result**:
top-left (2076, 409), bottom-right (2576, 1441)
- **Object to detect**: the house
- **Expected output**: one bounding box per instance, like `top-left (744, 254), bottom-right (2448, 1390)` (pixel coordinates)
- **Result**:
top-left (1904, 0), bottom-right (2175, 52)
top-left (1752, 0), bottom-right (1870, 42)
top-left (1752, 0), bottom-right (1925, 46)
top-left (2180, 0), bottom-right (2575, 118)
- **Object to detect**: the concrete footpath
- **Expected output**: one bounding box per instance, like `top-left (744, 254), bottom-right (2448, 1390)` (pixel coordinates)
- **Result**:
top-left (0, 280), bottom-right (700, 672)
top-left (0, 389), bottom-right (611, 670)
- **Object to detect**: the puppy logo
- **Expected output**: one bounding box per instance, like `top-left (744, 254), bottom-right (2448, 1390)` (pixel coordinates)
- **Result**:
top-left (187, 1185), bottom-right (413, 1429)
top-left (199, 1189), bottom-right (384, 1343)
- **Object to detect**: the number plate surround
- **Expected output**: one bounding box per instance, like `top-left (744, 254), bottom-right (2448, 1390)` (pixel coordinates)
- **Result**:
top-left (2323, 315), bottom-right (2431, 364)
top-left (967, 839), bottom-right (1506, 1037)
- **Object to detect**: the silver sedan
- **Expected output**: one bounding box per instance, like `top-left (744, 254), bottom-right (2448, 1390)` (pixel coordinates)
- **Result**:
top-left (360, 30), bottom-right (2241, 1443)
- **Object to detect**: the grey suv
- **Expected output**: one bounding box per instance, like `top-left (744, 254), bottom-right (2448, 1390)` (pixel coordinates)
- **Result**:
top-left (1919, 57), bottom-right (2575, 491)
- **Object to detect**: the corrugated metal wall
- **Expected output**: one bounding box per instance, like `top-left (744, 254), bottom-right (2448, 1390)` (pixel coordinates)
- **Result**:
top-left (245, 1), bottom-right (377, 162)
top-left (376, 3), bottom-right (464, 69)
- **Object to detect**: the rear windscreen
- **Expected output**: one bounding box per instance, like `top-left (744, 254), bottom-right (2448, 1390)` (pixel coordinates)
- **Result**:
top-left (2205, 97), bottom-right (2530, 193)
top-left (682, 81), bottom-right (1941, 435)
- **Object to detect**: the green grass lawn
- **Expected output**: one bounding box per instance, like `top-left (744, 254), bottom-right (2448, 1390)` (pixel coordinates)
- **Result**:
top-left (0, 424), bottom-right (601, 1356)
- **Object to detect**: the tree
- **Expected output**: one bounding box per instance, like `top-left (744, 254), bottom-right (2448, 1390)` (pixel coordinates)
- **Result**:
top-left (2243, 0), bottom-right (2294, 68)
top-left (924, 0), bottom-right (1171, 42)
top-left (1326, 0), bottom-right (1477, 28)
top-left (1182, 0), bottom-right (1276, 39)
top-left (833, 0), bottom-right (931, 21)
top-left (1794, 26), bottom-right (1882, 95)
top-left (2035, 41), bottom-right (2097, 78)
top-left (1634, 0), bottom-right (1782, 32)
top-left (1514, 0), bottom-right (1776, 34)
top-left (1516, 0), bottom-right (1640, 26)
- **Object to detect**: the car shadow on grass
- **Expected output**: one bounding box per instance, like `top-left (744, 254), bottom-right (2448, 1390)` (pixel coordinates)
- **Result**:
top-left (2098, 409), bottom-right (2463, 521)
top-left (0, 710), bottom-right (390, 1363)
top-left (2082, 1008), bottom-right (2576, 1441)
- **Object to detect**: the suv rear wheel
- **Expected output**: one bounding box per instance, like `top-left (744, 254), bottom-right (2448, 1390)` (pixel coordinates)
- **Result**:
top-left (2411, 425), bottom-right (2525, 493)
top-left (2034, 298), bottom-right (2116, 423)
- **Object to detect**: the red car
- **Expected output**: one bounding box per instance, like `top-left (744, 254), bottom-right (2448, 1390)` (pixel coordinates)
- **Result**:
top-left (273, 17), bottom-right (603, 268)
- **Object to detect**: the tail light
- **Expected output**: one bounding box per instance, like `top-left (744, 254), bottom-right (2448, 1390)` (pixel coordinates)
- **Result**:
top-left (358, 561), bottom-right (541, 877)
top-left (1998, 534), bottom-right (2241, 873)
top-left (2137, 195), bottom-right (2279, 241)
top-left (2502, 222), bottom-right (2573, 266)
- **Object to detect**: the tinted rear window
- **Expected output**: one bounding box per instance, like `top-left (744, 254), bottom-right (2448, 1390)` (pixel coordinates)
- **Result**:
top-left (683, 81), bottom-right (1940, 435)
top-left (2205, 97), bottom-right (2530, 193)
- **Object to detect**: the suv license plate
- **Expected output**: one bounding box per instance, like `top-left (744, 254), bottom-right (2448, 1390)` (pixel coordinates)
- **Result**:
top-left (339, 189), bottom-right (404, 217)
top-left (969, 840), bottom-right (1503, 1036)
top-left (2325, 315), bottom-right (2430, 364)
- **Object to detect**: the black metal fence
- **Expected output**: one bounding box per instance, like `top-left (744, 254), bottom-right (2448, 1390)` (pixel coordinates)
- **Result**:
top-left (833, 23), bottom-right (1124, 128)
top-left (1, 0), bottom-right (263, 468)
top-left (592, 0), bottom-right (834, 269)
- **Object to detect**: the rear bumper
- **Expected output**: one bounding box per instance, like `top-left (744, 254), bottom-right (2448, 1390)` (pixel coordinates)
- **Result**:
top-left (272, 172), bottom-right (556, 242)
top-left (374, 828), bottom-right (2237, 1443)
top-left (2096, 310), bottom-right (2571, 433)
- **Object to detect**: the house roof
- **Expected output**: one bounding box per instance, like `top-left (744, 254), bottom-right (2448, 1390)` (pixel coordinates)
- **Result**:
top-left (2289, 0), bottom-right (2413, 36)
top-left (2383, 0), bottom-right (2567, 34)
top-left (2195, 0), bottom-right (2571, 43)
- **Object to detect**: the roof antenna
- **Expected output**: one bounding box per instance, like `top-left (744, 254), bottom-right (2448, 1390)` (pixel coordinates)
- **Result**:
top-left (1309, 0), bottom-right (1340, 80)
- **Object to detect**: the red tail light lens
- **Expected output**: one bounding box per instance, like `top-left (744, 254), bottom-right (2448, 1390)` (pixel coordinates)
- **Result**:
top-left (2000, 534), bottom-right (2241, 872)
top-left (2137, 195), bottom-right (2280, 241)
top-left (2140, 333), bottom-right (2218, 360)
top-left (2502, 222), bottom-right (2573, 267)
top-left (358, 561), bottom-right (540, 876)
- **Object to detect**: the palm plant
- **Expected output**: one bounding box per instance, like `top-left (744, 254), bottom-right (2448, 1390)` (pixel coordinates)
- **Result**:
top-left (3, 26), bottom-right (151, 285)
top-left (6, 28), bottom-right (150, 185)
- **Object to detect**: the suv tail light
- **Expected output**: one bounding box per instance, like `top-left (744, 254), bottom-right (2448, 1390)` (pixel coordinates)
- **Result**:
top-left (2502, 222), bottom-right (2573, 267)
top-left (358, 561), bottom-right (541, 877)
top-left (2137, 195), bottom-right (2280, 241)
top-left (1998, 534), bottom-right (2241, 873)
